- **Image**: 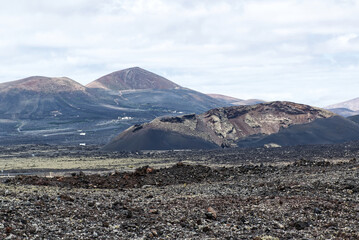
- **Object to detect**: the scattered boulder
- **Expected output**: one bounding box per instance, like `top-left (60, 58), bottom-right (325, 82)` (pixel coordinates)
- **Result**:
top-left (205, 207), bottom-right (217, 220)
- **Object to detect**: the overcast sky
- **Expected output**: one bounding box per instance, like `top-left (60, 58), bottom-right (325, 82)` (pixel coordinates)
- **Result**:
top-left (1, 0), bottom-right (359, 107)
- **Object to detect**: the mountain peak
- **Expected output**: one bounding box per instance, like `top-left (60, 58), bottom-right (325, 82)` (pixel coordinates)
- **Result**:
top-left (86, 67), bottom-right (181, 91)
top-left (0, 76), bottom-right (86, 93)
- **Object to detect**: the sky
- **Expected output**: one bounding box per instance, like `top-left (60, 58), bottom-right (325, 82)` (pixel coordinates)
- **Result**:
top-left (1, 0), bottom-right (359, 107)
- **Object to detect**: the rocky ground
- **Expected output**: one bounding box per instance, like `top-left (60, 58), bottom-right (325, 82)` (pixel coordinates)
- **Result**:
top-left (1, 151), bottom-right (359, 239)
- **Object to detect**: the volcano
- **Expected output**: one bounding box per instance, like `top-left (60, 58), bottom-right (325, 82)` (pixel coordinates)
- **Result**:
top-left (104, 101), bottom-right (359, 151)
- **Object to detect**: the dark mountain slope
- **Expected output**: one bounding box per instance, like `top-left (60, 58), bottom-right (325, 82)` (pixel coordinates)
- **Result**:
top-left (237, 116), bottom-right (359, 147)
top-left (106, 88), bottom-right (224, 113)
top-left (104, 128), bottom-right (219, 151)
top-left (348, 114), bottom-right (359, 124)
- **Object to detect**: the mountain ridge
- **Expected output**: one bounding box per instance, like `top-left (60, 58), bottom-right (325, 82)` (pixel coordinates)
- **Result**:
top-left (0, 67), bottom-right (232, 145)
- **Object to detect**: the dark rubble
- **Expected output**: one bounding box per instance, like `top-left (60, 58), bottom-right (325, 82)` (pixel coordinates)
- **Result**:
top-left (1, 159), bottom-right (359, 239)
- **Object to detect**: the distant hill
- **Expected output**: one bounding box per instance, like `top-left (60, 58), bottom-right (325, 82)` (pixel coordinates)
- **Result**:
top-left (326, 98), bottom-right (359, 117)
top-left (206, 94), bottom-right (243, 105)
top-left (326, 108), bottom-right (359, 117)
top-left (233, 99), bottom-right (266, 106)
top-left (207, 93), bottom-right (265, 106)
top-left (103, 101), bottom-right (359, 151)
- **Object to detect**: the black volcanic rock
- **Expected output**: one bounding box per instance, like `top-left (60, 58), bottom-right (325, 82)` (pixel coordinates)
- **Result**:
top-left (86, 67), bottom-right (180, 91)
top-left (103, 101), bottom-right (359, 151)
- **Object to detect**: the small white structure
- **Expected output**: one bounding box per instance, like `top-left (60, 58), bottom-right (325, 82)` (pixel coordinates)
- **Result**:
top-left (80, 132), bottom-right (86, 136)
top-left (79, 143), bottom-right (86, 146)
top-left (118, 116), bottom-right (133, 120)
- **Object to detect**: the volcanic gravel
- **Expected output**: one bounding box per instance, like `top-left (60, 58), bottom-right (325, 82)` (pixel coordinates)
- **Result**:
top-left (2, 159), bottom-right (359, 239)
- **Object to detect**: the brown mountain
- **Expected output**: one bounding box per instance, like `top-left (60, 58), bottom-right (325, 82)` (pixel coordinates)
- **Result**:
top-left (103, 101), bottom-right (359, 151)
top-left (87, 67), bottom-right (225, 114)
top-left (0, 76), bottom-right (86, 93)
top-left (87, 67), bottom-right (180, 91)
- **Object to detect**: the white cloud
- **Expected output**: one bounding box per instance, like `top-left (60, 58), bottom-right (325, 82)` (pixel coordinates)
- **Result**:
top-left (0, 0), bottom-right (359, 107)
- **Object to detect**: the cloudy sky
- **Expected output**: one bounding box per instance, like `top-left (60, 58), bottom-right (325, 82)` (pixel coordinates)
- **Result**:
top-left (1, 0), bottom-right (359, 107)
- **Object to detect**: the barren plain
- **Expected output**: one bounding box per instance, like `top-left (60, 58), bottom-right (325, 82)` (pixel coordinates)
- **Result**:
top-left (1, 143), bottom-right (359, 239)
